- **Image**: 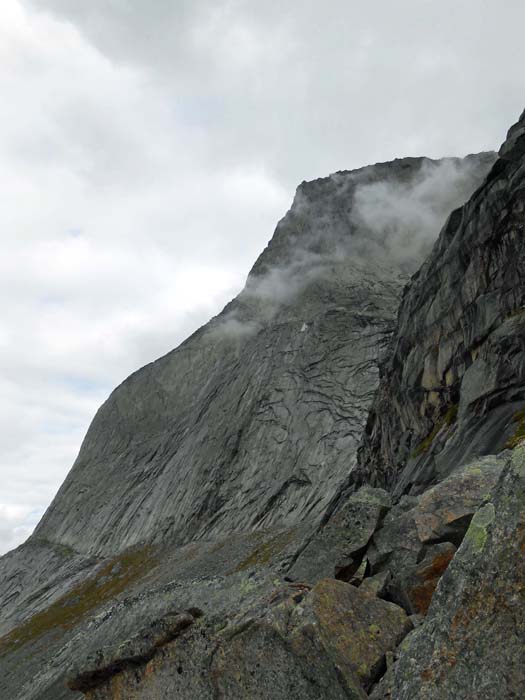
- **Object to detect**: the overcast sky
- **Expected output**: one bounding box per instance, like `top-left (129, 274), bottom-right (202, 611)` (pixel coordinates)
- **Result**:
top-left (1, 0), bottom-right (524, 555)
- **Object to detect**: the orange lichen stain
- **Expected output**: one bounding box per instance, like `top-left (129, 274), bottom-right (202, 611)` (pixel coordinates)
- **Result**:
top-left (421, 647), bottom-right (457, 685)
top-left (505, 409), bottom-right (525, 449)
top-left (0, 545), bottom-right (158, 657)
top-left (450, 589), bottom-right (497, 638)
top-left (143, 658), bottom-right (157, 680)
top-left (421, 668), bottom-right (434, 682)
top-left (411, 550), bottom-right (455, 615)
top-left (112, 674), bottom-right (124, 700)
top-left (421, 551), bottom-right (455, 583)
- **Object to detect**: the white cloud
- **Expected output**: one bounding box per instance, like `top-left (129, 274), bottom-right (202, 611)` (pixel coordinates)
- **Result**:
top-left (2, 0), bottom-right (525, 553)
top-left (350, 157), bottom-right (494, 270)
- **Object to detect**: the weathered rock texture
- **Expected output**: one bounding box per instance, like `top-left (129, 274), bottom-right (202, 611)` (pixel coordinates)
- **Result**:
top-left (44, 451), bottom-right (508, 700)
top-left (372, 445), bottom-right (525, 700)
top-left (0, 112), bottom-right (517, 700)
top-left (74, 578), bottom-right (413, 700)
top-left (286, 485), bottom-right (391, 584)
top-left (356, 109), bottom-right (525, 496)
top-left (363, 455), bottom-right (505, 615)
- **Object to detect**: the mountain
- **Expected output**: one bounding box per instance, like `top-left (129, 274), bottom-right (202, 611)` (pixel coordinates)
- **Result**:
top-left (32, 155), bottom-right (493, 557)
top-left (2, 111), bottom-right (524, 700)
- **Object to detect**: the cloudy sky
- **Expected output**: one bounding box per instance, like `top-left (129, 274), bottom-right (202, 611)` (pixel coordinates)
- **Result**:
top-left (1, 0), bottom-right (525, 554)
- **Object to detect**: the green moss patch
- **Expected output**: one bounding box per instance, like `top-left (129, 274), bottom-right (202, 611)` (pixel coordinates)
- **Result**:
top-left (233, 529), bottom-right (296, 573)
top-left (504, 409), bottom-right (525, 449)
top-left (443, 404), bottom-right (458, 426)
top-left (412, 403), bottom-right (458, 458)
top-left (464, 503), bottom-right (495, 554)
top-left (0, 545), bottom-right (158, 657)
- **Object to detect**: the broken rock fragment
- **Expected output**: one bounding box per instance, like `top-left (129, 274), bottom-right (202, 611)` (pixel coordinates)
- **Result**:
top-left (287, 486), bottom-right (390, 584)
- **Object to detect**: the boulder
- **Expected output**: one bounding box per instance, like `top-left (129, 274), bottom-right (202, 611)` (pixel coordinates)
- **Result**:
top-left (289, 579), bottom-right (412, 692)
top-left (412, 455), bottom-right (505, 545)
top-left (70, 578), bottom-right (412, 700)
top-left (287, 486), bottom-right (390, 584)
top-left (386, 445), bottom-right (525, 699)
top-left (361, 455), bottom-right (505, 613)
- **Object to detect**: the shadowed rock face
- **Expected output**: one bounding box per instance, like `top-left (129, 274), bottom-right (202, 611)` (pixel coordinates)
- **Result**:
top-left (355, 110), bottom-right (525, 496)
top-left (0, 142), bottom-right (501, 700)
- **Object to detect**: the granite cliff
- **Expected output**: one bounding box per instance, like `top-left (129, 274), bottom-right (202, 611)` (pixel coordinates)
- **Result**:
top-left (355, 109), bottom-right (525, 495)
top-left (1, 111), bottom-right (524, 700)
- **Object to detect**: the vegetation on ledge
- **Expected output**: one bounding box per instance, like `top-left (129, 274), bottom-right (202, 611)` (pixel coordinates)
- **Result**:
top-left (504, 409), bottom-right (525, 449)
top-left (0, 545), bottom-right (158, 657)
top-left (412, 403), bottom-right (458, 458)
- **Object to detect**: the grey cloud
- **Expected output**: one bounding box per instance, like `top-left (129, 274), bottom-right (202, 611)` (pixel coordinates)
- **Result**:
top-left (349, 156), bottom-right (496, 270)
top-left (207, 316), bottom-right (261, 341)
top-left (23, 0), bottom-right (525, 189)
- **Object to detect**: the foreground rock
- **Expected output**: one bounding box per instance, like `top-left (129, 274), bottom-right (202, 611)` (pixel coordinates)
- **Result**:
top-left (286, 485), bottom-right (391, 584)
top-left (287, 452), bottom-right (504, 602)
top-left (363, 455), bottom-right (505, 614)
top-left (64, 442), bottom-right (521, 700)
top-left (68, 578), bottom-right (412, 700)
top-left (373, 445), bottom-right (525, 699)
top-left (0, 526), bottom-right (310, 700)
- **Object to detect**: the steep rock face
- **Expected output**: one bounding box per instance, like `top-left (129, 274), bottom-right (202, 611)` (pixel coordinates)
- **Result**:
top-left (31, 155), bottom-right (493, 558)
top-left (355, 110), bottom-right (525, 496)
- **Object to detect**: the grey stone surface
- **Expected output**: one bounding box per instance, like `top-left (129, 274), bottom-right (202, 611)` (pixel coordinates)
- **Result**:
top-left (356, 110), bottom-right (525, 496)
top-left (0, 459), bottom-right (504, 698)
top-left (0, 538), bottom-right (99, 636)
top-left (385, 445), bottom-right (525, 699)
top-left (69, 578), bottom-right (412, 700)
top-left (362, 454), bottom-right (505, 614)
top-left (0, 526), bottom-right (307, 700)
top-left (286, 485), bottom-right (390, 584)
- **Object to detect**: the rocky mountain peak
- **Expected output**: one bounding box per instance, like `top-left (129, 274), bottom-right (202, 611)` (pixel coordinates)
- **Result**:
top-left (26, 152), bottom-right (494, 561)
top-left (499, 107), bottom-right (525, 161)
